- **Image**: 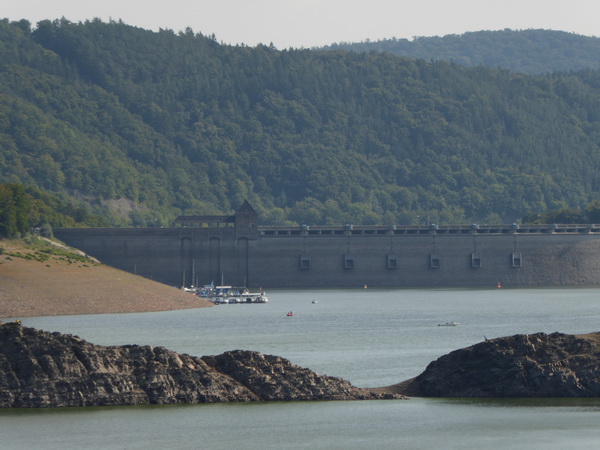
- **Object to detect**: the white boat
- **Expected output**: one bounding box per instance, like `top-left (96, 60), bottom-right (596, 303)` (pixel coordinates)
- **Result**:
top-left (225, 292), bottom-right (269, 304)
top-left (198, 283), bottom-right (215, 297)
top-left (201, 285), bottom-right (268, 304)
top-left (437, 322), bottom-right (460, 327)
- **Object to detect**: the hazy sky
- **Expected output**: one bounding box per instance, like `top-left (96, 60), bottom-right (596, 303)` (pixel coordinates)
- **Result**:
top-left (4, 0), bottom-right (600, 48)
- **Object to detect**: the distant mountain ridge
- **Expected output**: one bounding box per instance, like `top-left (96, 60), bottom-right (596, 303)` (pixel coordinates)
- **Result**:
top-left (321, 29), bottom-right (600, 74)
top-left (3, 20), bottom-right (600, 227)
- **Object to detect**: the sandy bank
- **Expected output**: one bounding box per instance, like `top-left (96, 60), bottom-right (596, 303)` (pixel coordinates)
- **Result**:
top-left (0, 240), bottom-right (212, 318)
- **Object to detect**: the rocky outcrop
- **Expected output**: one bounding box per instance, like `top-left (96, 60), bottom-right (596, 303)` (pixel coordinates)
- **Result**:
top-left (0, 323), bottom-right (403, 407)
top-left (397, 332), bottom-right (600, 397)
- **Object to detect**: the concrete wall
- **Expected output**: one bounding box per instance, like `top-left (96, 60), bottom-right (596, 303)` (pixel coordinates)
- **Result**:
top-left (54, 225), bottom-right (600, 288)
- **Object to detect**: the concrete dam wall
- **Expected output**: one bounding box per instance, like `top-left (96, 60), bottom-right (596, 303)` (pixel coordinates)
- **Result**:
top-left (54, 217), bottom-right (600, 289)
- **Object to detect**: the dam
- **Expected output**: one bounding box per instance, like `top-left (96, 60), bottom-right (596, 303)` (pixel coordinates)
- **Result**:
top-left (54, 201), bottom-right (600, 288)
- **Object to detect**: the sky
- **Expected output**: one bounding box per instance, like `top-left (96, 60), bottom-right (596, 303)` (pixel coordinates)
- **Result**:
top-left (4, 0), bottom-right (600, 49)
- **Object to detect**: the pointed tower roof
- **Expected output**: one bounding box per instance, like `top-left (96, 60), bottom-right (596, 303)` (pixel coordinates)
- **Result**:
top-left (236, 200), bottom-right (257, 215)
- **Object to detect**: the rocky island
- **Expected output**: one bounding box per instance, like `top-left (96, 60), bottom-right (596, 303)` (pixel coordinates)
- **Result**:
top-left (4, 322), bottom-right (600, 408)
top-left (0, 322), bottom-right (402, 407)
top-left (395, 331), bottom-right (600, 397)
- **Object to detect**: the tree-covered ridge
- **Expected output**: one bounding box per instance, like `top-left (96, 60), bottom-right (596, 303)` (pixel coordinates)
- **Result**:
top-left (0, 183), bottom-right (108, 238)
top-left (2, 20), bottom-right (600, 226)
top-left (321, 29), bottom-right (600, 75)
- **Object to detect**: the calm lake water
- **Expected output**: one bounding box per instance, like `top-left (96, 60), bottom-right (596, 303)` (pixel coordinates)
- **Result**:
top-left (3, 287), bottom-right (600, 449)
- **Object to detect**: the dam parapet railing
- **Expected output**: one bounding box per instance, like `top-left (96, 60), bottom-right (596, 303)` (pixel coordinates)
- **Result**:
top-left (257, 223), bottom-right (600, 237)
top-left (55, 223), bottom-right (600, 237)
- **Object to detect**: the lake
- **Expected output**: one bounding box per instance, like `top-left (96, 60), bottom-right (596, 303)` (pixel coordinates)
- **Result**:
top-left (3, 287), bottom-right (600, 449)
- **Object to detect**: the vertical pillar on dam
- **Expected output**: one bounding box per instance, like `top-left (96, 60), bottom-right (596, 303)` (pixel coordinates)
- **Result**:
top-left (209, 237), bottom-right (221, 285)
top-left (471, 234), bottom-right (481, 268)
top-left (237, 237), bottom-right (249, 287)
top-left (180, 236), bottom-right (194, 288)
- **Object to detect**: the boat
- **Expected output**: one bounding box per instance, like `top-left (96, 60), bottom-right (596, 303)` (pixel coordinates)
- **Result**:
top-left (182, 287), bottom-right (197, 293)
top-left (222, 292), bottom-right (269, 304)
top-left (438, 322), bottom-right (460, 327)
top-left (287, 312), bottom-right (294, 316)
top-left (198, 283), bottom-right (215, 297)
top-left (199, 285), bottom-right (268, 304)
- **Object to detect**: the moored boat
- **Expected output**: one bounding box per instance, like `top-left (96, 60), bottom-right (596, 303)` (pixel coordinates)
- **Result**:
top-left (199, 285), bottom-right (268, 304)
top-left (437, 322), bottom-right (460, 327)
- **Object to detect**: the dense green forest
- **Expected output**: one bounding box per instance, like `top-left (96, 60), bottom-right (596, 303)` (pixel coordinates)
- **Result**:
top-left (323, 29), bottom-right (600, 75)
top-left (0, 183), bottom-right (107, 238)
top-left (2, 19), bottom-right (600, 227)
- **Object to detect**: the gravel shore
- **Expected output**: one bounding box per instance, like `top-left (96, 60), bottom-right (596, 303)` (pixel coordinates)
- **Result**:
top-left (0, 240), bottom-right (212, 318)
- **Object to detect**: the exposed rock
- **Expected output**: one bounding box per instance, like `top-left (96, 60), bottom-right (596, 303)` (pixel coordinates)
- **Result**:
top-left (397, 331), bottom-right (600, 397)
top-left (0, 323), bottom-right (404, 407)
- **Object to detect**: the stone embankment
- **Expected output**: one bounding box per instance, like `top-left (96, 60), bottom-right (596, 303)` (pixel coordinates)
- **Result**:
top-left (396, 331), bottom-right (600, 397)
top-left (0, 323), bottom-right (403, 408)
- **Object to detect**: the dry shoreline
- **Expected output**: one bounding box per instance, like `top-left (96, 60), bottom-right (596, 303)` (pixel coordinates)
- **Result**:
top-left (0, 240), bottom-right (213, 318)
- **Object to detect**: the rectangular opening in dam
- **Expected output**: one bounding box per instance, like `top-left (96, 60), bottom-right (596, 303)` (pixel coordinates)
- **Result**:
top-left (387, 254), bottom-right (398, 269)
top-left (512, 252), bottom-right (523, 268)
top-left (471, 253), bottom-right (481, 268)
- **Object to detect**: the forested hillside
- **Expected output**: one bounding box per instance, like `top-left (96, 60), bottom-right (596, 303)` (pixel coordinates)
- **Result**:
top-left (323, 29), bottom-right (600, 75)
top-left (0, 183), bottom-right (107, 238)
top-left (2, 19), bottom-right (600, 227)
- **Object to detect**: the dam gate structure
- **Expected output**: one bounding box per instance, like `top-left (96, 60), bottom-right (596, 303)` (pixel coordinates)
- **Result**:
top-left (55, 202), bottom-right (600, 288)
